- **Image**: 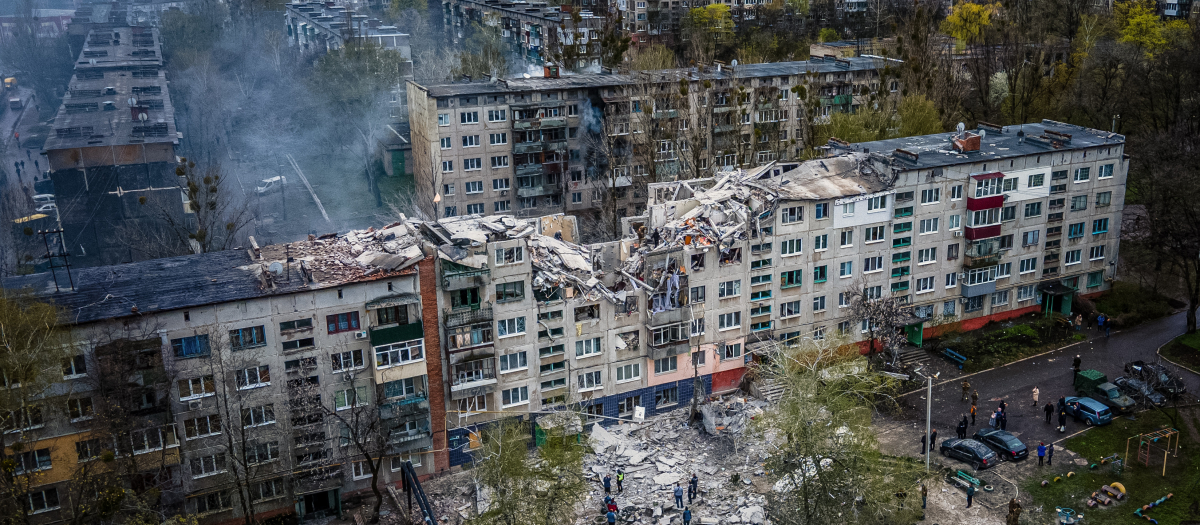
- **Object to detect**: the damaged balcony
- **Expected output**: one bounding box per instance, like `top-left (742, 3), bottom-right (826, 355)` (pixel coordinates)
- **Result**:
top-left (450, 356), bottom-right (497, 400)
top-left (442, 261), bottom-right (489, 291)
top-left (387, 418), bottom-right (433, 453)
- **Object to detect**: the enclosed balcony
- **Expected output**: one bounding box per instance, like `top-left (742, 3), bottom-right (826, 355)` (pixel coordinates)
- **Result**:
top-left (450, 356), bottom-right (497, 400)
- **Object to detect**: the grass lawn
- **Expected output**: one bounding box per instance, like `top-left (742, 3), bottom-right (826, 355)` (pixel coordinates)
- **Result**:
top-left (1091, 281), bottom-right (1178, 328)
top-left (1160, 334), bottom-right (1200, 374)
top-left (1022, 407), bottom-right (1200, 524)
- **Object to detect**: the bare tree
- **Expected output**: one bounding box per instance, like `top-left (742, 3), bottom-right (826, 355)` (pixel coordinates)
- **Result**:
top-left (128, 158), bottom-right (254, 258)
top-left (844, 278), bottom-right (914, 369)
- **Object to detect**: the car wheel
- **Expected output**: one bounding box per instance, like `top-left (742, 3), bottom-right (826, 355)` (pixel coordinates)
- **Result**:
top-left (972, 461), bottom-right (982, 471)
top-left (1085, 418), bottom-right (1094, 426)
top-left (941, 449), bottom-right (950, 457)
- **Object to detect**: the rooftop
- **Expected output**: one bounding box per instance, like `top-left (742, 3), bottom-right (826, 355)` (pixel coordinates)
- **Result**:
top-left (2, 223), bottom-right (427, 326)
top-left (843, 120), bottom-right (1126, 170)
top-left (287, 1), bottom-right (408, 38)
top-left (415, 55), bottom-right (896, 98)
top-left (44, 67), bottom-right (177, 151)
top-left (75, 27), bottom-right (163, 71)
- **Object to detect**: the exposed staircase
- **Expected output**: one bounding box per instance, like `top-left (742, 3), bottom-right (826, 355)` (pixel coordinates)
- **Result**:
top-left (897, 345), bottom-right (931, 369)
top-left (758, 380), bottom-right (785, 403)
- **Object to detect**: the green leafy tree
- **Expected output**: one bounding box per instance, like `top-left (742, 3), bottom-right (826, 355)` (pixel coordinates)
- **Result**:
top-left (941, 2), bottom-right (998, 48)
top-left (818, 28), bottom-right (839, 43)
top-left (470, 419), bottom-right (588, 525)
top-left (896, 95), bottom-right (944, 137)
top-left (453, 14), bottom-right (509, 79)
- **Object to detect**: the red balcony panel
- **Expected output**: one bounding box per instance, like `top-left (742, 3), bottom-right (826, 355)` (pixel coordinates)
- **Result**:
top-left (967, 195), bottom-right (1004, 211)
top-left (971, 171), bottom-right (1004, 180)
top-left (965, 224), bottom-right (1002, 240)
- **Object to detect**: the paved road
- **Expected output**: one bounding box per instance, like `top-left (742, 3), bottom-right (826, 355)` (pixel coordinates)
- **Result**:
top-left (904, 311), bottom-right (1200, 450)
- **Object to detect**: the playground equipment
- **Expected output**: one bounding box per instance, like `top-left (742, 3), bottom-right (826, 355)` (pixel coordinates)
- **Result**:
top-left (1132, 493), bottom-right (1173, 523)
top-left (1056, 507), bottom-right (1084, 524)
top-left (1091, 453), bottom-right (1121, 469)
top-left (1124, 428), bottom-right (1180, 477)
top-left (1102, 483), bottom-right (1126, 500)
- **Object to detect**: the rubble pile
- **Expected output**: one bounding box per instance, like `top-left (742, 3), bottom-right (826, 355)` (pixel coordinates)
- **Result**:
top-left (250, 220), bottom-right (426, 287)
top-left (581, 400), bottom-right (777, 525)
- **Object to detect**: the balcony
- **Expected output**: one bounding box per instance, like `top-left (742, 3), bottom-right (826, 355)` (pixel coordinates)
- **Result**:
top-left (650, 307), bottom-right (687, 327)
top-left (442, 264), bottom-right (489, 291)
top-left (514, 142), bottom-right (545, 154)
top-left (517, 183), bottom-right (558, 198)
top-left (649, 340), bottom-right (690, 361)
top-left (961, 280), bottom-right (997, 298)
top-left (450, 358), bottom-right (497, 400)
top-left (444, 305), bottom-right (493, 329)
top-left (370, 322), bottom-right (424, 347)
top-left (966, 195), bottom-right (1004, 211)
top-left (964, 224), bottom-right (1002, 241)
top-left (820, 94), bottom-right (852, 106)
top-left (513, 117), bottom-right (567, 130)
top-left (515, 163), bottom-right (544, 176)
top-left (963, 253), bottom-right (1001, 269)
top-left (379, 394), bottom-right (430, 420)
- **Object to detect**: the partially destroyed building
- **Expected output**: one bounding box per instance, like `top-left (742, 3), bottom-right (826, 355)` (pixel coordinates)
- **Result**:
top-left (407, 56), bottom-right (897, 224)
top-left (43, 26), bottom-right (184, 267)
top-left (285, 1), bottom-right (412, 61)
top-left (1, 223), bottom-right (445, 523)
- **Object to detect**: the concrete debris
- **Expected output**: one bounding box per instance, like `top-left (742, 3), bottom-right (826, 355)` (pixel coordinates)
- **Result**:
top-left (699, 398), bottom-right (766, 436)
top-left (248, 220), bottom-right (425, 290)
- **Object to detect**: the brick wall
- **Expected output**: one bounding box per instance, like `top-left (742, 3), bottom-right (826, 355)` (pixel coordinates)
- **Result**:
top-left (419, 255), bottom-right (450, 474)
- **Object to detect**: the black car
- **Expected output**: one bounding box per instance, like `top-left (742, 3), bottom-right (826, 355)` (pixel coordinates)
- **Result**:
top-left (1124, 361), bottom-right (1188, 398)
top-left (939, 438), bottom-right (999, 470)
top-left (972, 428), bottom-right (1029, 461)
top-left (1112, 376), bottom-right (1167, 406)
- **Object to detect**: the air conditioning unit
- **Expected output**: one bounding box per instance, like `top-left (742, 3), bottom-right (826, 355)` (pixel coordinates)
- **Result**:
top-left (500, 190), bottom-right (508, 196)
top-left (343, 373), bottom-right (355, 382)
top-left (187, 400), bottom-right (203, 411)
top-left (953, 231), bottom-right (964, 238)
top-left (354, 331), bottom-right (368, 340)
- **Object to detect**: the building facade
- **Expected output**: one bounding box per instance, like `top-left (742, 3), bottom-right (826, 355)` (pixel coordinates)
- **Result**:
top-left (407, 56), bottom-right (896, 224)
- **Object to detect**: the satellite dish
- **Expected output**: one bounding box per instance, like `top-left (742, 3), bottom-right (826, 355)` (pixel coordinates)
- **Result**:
top-left (979, 129), bottom-right (986, 139)
top-left (523, 73), bottom-right (531, 79)
top-left (269, 262), bottom-right (284, 276)
top-left (138, 112), bottom-right (148, 122)
top-left (731, 59), bottom-right (738, 66)
top-left (128, 97), bottom-right (138, 106)
top-left (89, 58), bottom-right (97, 65)
top-left (956, 122), bottom-right (966, 133)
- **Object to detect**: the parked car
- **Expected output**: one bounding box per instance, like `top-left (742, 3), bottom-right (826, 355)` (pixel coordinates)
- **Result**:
top-left (35, 203), bottom-right (56, 213)
top-left (1124, 361), bottom-right (1188, 398)
top-left (1074, 369), bottom-right (1136, 413)
top-left (32, 194), bottom-right (55, 205)
top-left (972, 428), bottom-right (1028, 460)
top-left (1112, 376), bottom-right (1166, 407)
top-left (1062, 396), bottom-right (1113, 426)
top-left (256, 176), bottom-right (286, 195)
top-left (939, 438), bottom-right (998, 470)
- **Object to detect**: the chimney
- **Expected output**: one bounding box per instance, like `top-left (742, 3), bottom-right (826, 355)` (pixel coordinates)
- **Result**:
top-left (952, 131), bottom-right (981, 153)
top-left (544, 63), bottom-right (560, 78)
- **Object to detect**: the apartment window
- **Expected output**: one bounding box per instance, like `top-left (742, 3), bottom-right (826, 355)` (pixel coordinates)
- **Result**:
top-left (27, 488), bottom-right (60, 514)
top-left (781, 206), bottom-right (803, 224)
top-left (1093, 218), bottom-right (1109, 234)
top-left (499, 352), bottom-right (528, 372)
top-left (335, 386), bottom-right (369, 410)
top-left (497, 317), bottom-right (526, 337)
top-left (1068, 222), bottom-right (1085, 238)
top-left (656, 387), bottom-right (679, 408)
top-left (718, 280), bottom-right (741, 298)
top-left (779, 239), bottom-right (802, 257)
top-left (502, 386), bottom-right (529, 407)
top-left (1018, 230), bottom-right (1039, 247)
top-left (439, 137), bottom-right (451, 149)
top-left (690, 317), bottom-right (706, 336)
top-left (1065, 249), bottom-right (1082, 265)
top-left (920, 188), bottom-right (940, 204)
top-left (66, 396), bottom-right (93, 420)
top-left (997, 262), bottom-right (1012, 277)
top-left (460, 111), bottom-right (479, 124)
top-left (464, 158), bottom-right (482, 171)
top-left (894, 222), bottom-right (913, 234)
top-left (991, 290), bottom-right (1010, 306)
top-left (838, 261), bottom-right (853, 278)
top-left (779, 300), bottom-right (801, 318)
top-left (841, 202), bottom-right (855, 216)
top-left (325, 312), bottom-right (360, 334)
top-left (1020, 257), bottom-right (1037, 274)
top-left (946, 272), bottom-right (958, 287)
top-left (462, 135), bottom-right (480, 148)
top-left (863, 256), bottom-right (883, 273)
top-left (654, 356), bottom-right (678, 374)
top-left (916, 276), bottom-right (935, 293)
top-left (279, 318), bottom-right (313, 332)
top-left (971, 208), bottom-right (1001, 227)
top-left (490, 155), bottom-right (510, 169)
top-left (722, 343), bottom-right (742, 360)
top-left (810, 294), bottom-right (826, 312)
top-left (1089, 245), bottom-right (1105, 260)
top-left (813, 234), bottom-right (828, 250)
top-left (616, 363), bottom-right (641, 382)
top-left (488, 109), bottom-right (507, 122)
top-left (236, 365), bottom-right (270, 390)
top-left (444, 206), bottom-right (457, 217)
top-left (1088, 270), bottom-right (1105, 287)
top-left (1092, 190), bottom-right (1112, 208)
top-left (578, 371), bottom-right (602, 391)
top-left (375, 340), bottom-right (424, 367)
top-left (914, 247), bottom-right (935, 264)
top-left (171, 335), bottom-right (210, 359)
top-left (490, 132), bottom-right (508, 145)
top-left (13, 449), bottom-right (51, 474)
top-left (1028, 173), bottom-right (1044, 187)
top-left (438, 114), bottom-right (450, 126)
top-left (1074, 167), bottom-right (1090, 182)
top-left (1017, 284), bottom-right (1037, 302)
top-left (948, 184), bottom-right (962, 199)
top-left (1070, 195), bottom-right (1088, 211)
top-left (441, 160), bottom-right (454, 173)
top-left (813, 265), bottom-right (828, 283)
top-left (184, 415), bottom-right (222, 440)
top-left (1098, 164), bottom-right (1113, 178)
top-left (917, 218), bottom-right (938, 234)
top-left (718, 312), bottom-right (741, 330)
top-left (839, 230), bottom-right (854, 247)
top-left (1002, 178), bottom-right (1018, 192)
top-left (1024, 202), bottom-right (1043, 218)
top-left (948, 215), bottom-right (961, 230)
top-left (59, 355), bottom-right (88, 378)
top-left (576, 337), bottom-right (601, 357)
top-left (815, 203), bottom-right (828, 219)
top-left (179, 375), bottom-right (216, 400)
top-left (689, 286), bottom-right (706, 304)
top-left (1001, 205), bottom-right (1017, 222)
top-left (571, 192), bottom-right (582, 203)
top-left (750, 259), bottom-right (772, 270)
top-left (496, 281), bottom-right (525, 302)
top-left (864, 226), bottom-right (885, 243)
top-left (964, 296), bottom-right (985, 312)
top-left (466, 203), bottom-right (484, 214)
top-left (867, 195), bottom-right (887, 211)
top-left (190, 453), bottom-right (227, 478)
top-left (242, 405), bottom-right (276, 427)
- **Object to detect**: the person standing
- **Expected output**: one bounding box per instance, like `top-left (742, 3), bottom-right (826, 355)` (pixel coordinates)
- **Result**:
top-left (1044, 401), bottom-right (1054, 423)
top-left (616, 469), bottom-right (624, 493)
top-left (1037, 442), bottom-right (1046, 466)
top-left (961, 380), bottom-right (971, 402)
top-left (966, 484), bottom-right (976, 508)
top-left (1072, 355), bottom-right (1082, 373)
top-left (921, 483), bottom-right (928, 510)
top-left (919, 433), bottom-right (927, 454)
top-left (688, 473), bottom-right (698, 503)
top-left (606, 510), bottom-right (616, 524)
top-left (1074, 314), bottom-right (1083, 331)
top-left (970, 404), bottom-right (977, 426)
top-left (989, 409), bottom-right (997, 428)
top-left (999, 411), bottom-right (1008, 431)
top-left (1058, 407), bottom-right (1068, 432)
top-left (1047, 443), bottom-right (1055, 465)
top-left (1105, 315), bottom-right (1112, 337)
top-left (930, 429), bottom-right (938, 451)
top-left (673, 483), bottom-right (684, 509)
top-left (1032, 386), bottom-right (1040, 408)
top-left (956, 417), bottom-right (966, 439)
top-left (1097, 313), bottom-right (1106, 333)
top-left (683, 507), bottom-right (692, 525)
top-left (971, 389), bottom-right (979, 406)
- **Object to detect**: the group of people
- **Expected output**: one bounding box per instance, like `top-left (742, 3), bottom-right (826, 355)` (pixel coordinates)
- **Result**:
top-left (1070, 312), bottom-right (1113, 337)
top-left (601, 471), bottom-right (699, 524)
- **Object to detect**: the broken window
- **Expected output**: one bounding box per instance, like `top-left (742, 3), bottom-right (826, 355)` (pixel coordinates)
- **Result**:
top-left (495, 247), bottom-right (523, 265)
top-left (690, 253), bottom-right (706, 271)
top-left (377, 305), bottom-right (409, 325)
top-left (719, 248), bottom-right (742, 266)
top-left (448, 323), bottom-right (492, 351)
top-left (451, 288), bottom-right (481, 309)
top-left (574, 304), bottom-right (600, 322)
top-left (617, 331), bottom-right (640, 352)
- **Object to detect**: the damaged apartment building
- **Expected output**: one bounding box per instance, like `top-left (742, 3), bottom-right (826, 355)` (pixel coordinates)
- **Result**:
top-left (407, 55), bottom-right (897, 226)
top-left (0, 223), bottom-right (445, 523)
top-left (416, 120), bottom-right (1125, 465)
top-left (43, 26), bottom-right (184, 267)
top-left (443, 0), bottom-right (608, 68)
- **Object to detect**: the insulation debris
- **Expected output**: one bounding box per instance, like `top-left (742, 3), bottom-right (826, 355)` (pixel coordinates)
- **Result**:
top-left (248, 220), bottom-right (426, 290)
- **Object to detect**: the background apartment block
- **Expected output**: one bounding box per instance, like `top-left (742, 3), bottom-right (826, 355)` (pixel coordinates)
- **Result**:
top-left (407, 56), bottom-right (894, 224)
top-left (1, 225), bottom-right (442, 523)
top-left (443, 0), bottom-right (608, 68)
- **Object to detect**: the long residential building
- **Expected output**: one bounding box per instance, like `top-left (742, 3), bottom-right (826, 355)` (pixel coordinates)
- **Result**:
top-left (1, 120), bottom-right (1127, 522)
top-left (407, 55), bottom-right (898, 224)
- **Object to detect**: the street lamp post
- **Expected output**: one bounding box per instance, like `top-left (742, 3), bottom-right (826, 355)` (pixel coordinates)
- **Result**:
top-left (914, 367), bottom-right (940, 472)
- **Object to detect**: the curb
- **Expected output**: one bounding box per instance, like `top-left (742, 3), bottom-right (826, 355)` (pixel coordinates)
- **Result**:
top-left (1156, 335), bottom-right (1200, 377)
top-left (898, 331), bottom-right (1117, 398)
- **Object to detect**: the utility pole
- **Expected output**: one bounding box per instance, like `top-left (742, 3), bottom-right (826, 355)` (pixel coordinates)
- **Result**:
top-left (914, 367), bottom-right (939, 472)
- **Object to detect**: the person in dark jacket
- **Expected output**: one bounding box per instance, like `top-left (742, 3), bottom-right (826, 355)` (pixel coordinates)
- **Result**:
top-left (1044, 402), bottom-right (1054, 423)
top-left (1058, 408), bottom-right (1068, 432)
top-left (930, 429), bottom-right (938, 450)
top-left (1047, 443), bottom-right (1055, 465)
top-left (688, 473), bottom-right (698, 502)
top-left (966, 484), bottom-right (976, 508)
top-left (1037, 442), bottom-right (1046, 466)
top-left (683, 507), bottom-right (692, 525)
top-left (919, 433), bottom-right (927, 454)
top-left (603, 474), bottom-right (612, 495)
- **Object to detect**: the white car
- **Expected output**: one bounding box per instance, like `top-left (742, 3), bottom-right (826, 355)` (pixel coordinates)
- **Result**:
top-left (256, 176), bottom-right (286, 195)
top-left (36, 203), bottom-right (57, 213)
